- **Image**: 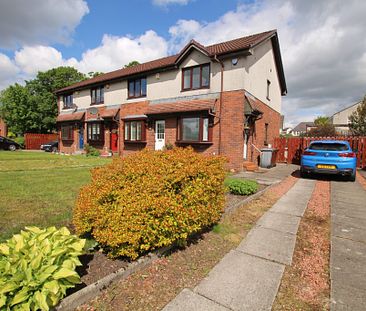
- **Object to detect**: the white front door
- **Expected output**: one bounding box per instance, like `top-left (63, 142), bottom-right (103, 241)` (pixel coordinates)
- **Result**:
top-left (155, 120), bottom-right (165, 150)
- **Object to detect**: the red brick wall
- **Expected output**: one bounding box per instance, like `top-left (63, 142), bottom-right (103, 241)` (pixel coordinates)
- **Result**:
top-left (219, 90), bottom-right (245, 170)
top-left (0, 118), bottom-right (7, 137)
top-left (247, 99), bottom-right (281, 164)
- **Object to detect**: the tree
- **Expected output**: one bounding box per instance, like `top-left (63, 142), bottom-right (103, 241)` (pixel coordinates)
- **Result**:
top-left (124, 60), bottom-right (140, 68)
top-left (349, 96), bottom-right (366, 136)
top-left (306, 123), bottom-right (336, 137)
top-left (0, 67), bottom-right (86, 135)
top-left (87, 71), bottom-right (104, 78)
top-left (314, 116), bottom-right (330, 126)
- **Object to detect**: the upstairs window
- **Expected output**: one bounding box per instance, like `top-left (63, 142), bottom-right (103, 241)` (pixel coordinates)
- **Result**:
top-left (178, 116), bottom-right (211, 142)
top-left (182, 64), bottom-right (210, 91)
top-left (124, 120), bottom-right (146, 141)
top-left (61, 124), bottom-right (73, 140)
top-left (87, 122), bottom-right (104, 142)
top-left (63, 94), bottom-right (73, 109)
top-left (128, 77), bottom-right (147, 98)
top-left (266, 80), bottom-right (271, 100)
top-left (91, 86), bottom-right (104, 105)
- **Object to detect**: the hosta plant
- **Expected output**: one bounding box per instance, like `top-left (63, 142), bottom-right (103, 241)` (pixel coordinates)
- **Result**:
top-left (0, 226), bottom-right (85, 311)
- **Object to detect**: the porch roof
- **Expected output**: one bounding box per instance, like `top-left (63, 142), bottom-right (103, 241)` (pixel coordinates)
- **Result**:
top-left (56, 112), bottom-right (85, 122)
top-left (146, 99), bottom-right (216, 115)
top-left (99, 108), bottom-right (120, 118)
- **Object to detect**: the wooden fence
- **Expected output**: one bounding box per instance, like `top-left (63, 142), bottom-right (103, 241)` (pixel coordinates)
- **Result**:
top-left (24, 133), bottom-right (58, 150)
top-left (274, 136), bottom-right (366, 168)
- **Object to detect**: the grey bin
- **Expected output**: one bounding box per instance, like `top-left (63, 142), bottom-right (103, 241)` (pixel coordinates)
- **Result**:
top-left (260, 148), bottom-right (277, 168)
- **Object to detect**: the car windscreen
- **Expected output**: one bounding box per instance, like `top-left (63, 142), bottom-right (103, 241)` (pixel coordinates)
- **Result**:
top-left (309, 142), bottom-right (348, 151)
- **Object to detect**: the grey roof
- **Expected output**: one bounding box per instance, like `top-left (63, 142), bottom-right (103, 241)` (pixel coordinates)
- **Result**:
top-left (292, 122), bottom-right (315, 132)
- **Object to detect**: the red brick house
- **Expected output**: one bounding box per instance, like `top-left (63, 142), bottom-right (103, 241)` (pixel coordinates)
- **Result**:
top-left (55, 30), bottom-right (287, 170)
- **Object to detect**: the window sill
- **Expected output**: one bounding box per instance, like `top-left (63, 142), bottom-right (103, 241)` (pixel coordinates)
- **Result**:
top-left (181, 86), bottom-right (210, 92)
top-left (124, 140), bottom-right (147, 144)
top-left (91, 101), bottom-right (104, 106)
top-left (61, 139), bottom-right (74, 142)
top-left (127, 95), bottom-right (147, 100)
top-left (176, 141), bottom-right (213, 145)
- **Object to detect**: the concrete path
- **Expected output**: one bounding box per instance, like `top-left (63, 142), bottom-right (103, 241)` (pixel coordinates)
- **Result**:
top-left (163, 177), bottom-right (316, 311)
top-left (330, 179), bottom-right (366, 310)
top-left (233, 164), bottom-right (298, 185)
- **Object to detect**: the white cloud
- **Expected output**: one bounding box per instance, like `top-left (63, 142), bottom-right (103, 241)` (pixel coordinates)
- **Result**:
top-left (0, 0), bottom-right (89, 48)
top-left (0, 53), bottom-right (19, 90)
top-left (152, 0), bottom-right (192, 6)
top-left (76, 31), bottom-right (168, 73)
top-left (14, 46), bottom-right (77, 76)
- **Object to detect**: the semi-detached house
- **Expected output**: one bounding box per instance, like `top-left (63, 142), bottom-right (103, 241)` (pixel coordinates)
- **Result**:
top-left (55, 30), bottom-right (287, 170)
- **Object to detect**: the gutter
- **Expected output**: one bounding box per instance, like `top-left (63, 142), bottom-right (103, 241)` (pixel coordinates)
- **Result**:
top-left (213, 55), bottom-right (224, 155)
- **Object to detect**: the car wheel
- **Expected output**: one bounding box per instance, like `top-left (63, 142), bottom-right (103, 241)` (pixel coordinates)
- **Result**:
top-left (51, 146), bottom-right (58, 153)
top-left (349, 172), bottom-right (356, 182)
top-left (300, 169), bottom-right (307, 178)
top-left (8, 144), bottom-right (16, 151)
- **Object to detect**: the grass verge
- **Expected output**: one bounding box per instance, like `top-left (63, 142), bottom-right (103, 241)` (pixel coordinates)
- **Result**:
top-left (77, 175), bottom-right (298, 311)
top-left (273, 180), bottom-right (330, 311)
top-left (0, 151), bottom-right (111, 241)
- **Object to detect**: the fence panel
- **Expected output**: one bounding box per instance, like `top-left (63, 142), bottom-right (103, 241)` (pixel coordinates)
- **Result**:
top-left (274, 136), bottom-right (366, 168)
top-left (24, 133), bottom-right (58, 150)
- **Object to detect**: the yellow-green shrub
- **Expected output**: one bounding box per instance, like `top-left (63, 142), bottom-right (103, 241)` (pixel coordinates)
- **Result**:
top-left (73, 147), bottom-right (226, 259)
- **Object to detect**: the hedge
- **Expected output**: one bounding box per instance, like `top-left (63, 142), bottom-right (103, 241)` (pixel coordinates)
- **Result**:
top-left (73, 148), bottom-right (226, 259)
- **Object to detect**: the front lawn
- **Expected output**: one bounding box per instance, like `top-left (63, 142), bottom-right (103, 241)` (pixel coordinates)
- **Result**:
top-left (0, 151), bottom-right (111, 241)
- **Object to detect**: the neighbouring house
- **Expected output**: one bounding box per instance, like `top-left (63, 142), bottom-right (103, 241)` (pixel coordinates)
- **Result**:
top-left (0, 118), bottom-right (7, 137)
top-left (55, 30), bottom-right (287, 170)
top-left (291, 122), bottom-right (315, 136)
top-left (330, 100), bottom-right (362, 135)
top-left (281, 127), bottom-right (293, 135)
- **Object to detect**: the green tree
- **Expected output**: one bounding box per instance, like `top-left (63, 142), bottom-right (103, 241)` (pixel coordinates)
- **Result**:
top-left (349, 96), bottom-right (366, 136)
top-left (306, 123), bottom-right (336, 137)
top-left (0, 67), bottom-right (86, 134)
top-left (314, 116), bottom-right (330, 126)
top-left (87, 71), bottom-right (104, 78)
top-left (124, 60), bottom-right (140, 68)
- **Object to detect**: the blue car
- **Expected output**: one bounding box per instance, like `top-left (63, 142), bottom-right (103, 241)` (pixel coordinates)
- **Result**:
top-left (300, 140), bottom-right (357, 182)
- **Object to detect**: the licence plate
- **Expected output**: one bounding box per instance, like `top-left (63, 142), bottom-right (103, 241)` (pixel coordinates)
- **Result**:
top-left (317, 164), bottom-right (336, 169)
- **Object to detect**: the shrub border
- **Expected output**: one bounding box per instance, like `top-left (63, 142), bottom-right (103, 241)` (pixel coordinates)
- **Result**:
top-left (55, 181), bottom-right (278, 311)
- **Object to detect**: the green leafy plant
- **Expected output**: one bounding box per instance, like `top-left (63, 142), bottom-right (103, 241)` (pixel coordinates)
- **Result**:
top-left (84, 144), bottom-right (100, 157)
top-left (0, 226), bottom-right (85, 311)
top-left (73, 147), bottom-right (226, 259)
top-left (13, 136), bottom-right (25, 147)
top-left (225, 178), bottom-right (258, 196)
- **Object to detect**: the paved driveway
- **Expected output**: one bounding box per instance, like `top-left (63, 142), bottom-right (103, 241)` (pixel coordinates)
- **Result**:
top-left (330, 178), bottom-right (366, 310)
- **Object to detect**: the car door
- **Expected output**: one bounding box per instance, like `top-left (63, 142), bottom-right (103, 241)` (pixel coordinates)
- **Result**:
top-left (0, 136), bottom-right (5, 149)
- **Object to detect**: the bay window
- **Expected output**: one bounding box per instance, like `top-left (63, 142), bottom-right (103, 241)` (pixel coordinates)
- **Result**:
top-left (178, 116), bottom-right (211, 143)
top-left (61, 124), bottom-right (73, 140)
top-left (87, 122), bottom-right (104, 142)
top-left (182, 64), bottom-right (210, 91)
top-left (124, 120), bottom-right (145, 142)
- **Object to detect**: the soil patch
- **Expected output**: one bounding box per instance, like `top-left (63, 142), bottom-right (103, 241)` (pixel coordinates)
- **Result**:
top-left (273, 180), bottom-right (331, 311)
top-left (76, 175), bottom-right (298, 311)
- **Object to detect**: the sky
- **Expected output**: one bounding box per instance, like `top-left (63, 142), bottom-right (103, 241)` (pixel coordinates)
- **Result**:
top-left (0, 0), bottom-right (365, 127)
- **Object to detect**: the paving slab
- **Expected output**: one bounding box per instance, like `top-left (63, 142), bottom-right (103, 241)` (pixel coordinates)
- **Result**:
top-left (331, 180), bottom-right (366, 310)
top-left (257, 211), bottom-right (300, 234)
top-left (195, 250), bottom-right (285, 311)
top-left (162, 289), bottom-right (229, 311)
top-left (332, 221), bottom-right (366, 243)
top-left (237, 226), bottom-right (296, 265)
top-left (332, 214), bottom-right (366, 230)
top-left (331, 283), bottom-right (366, 311)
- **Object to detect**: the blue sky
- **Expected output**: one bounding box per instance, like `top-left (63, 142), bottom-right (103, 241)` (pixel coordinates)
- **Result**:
top-left (0, 0), bottom-right (365, 126)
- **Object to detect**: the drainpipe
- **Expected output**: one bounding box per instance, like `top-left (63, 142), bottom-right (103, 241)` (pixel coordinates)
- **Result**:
top-left (214, 55), bottom-right (224, 155)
